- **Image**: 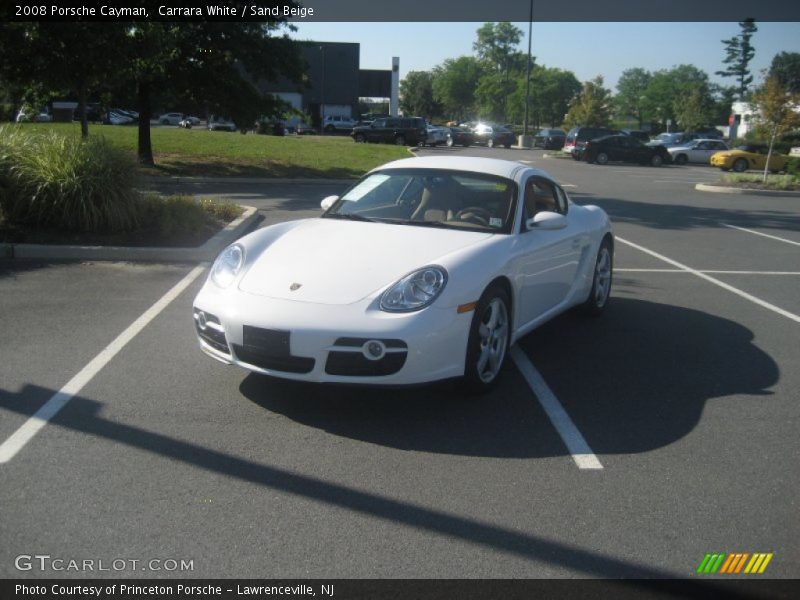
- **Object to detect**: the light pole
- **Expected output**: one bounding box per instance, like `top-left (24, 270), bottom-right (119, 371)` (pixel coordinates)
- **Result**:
top-left (319, 44), bottom-right (326, 135)
top-left (519, 0), bottom-right (534, 149)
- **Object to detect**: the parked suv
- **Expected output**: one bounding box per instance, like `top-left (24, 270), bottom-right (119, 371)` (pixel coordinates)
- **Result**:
top-left (351, 117), bottom-right (428, 146)
top-left (323, 115), bottom-right (358, 133)
top-left (563, 126), bottom-right (618, 159)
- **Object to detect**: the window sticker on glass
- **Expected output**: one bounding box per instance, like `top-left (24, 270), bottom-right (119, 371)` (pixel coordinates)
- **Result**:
top-left (342, 174), bottom-right (391, 201)
top-left (494, 183), bottom-right (508, 191)
top-left (490, 218), bottom-right (503, 228)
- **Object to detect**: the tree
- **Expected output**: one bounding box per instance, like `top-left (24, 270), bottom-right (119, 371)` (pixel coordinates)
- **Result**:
top-left (0, 22), bottom-right (124, 136)
top-left (750, 76), bottom-right (800, 181)
top-left (432, 56), bottom-right (482, 122)
top-left (716, 18), bottom-right (758, 99)
top-left (641, 65), bottom-right (714, 131)
top-left (121, 20), bottom-right (303, 165)
top-left (506, 65), bottom-right (579, 128)
top-left (399, 71), bottom-right (441, 119)
top-left (674, 84), bottom-right (714, 131)
top-left (564, 76), bottom-right (612, 128)
top-left (614, 68), bottom-right (652, 129)
top-left (473, 23), bottom-right (524, 121)
top-left (768, 51), bottom-right (800, 94)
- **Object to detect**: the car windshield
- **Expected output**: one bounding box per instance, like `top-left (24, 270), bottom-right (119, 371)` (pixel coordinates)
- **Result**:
top-left (323, 169), bottom-right (517, 234)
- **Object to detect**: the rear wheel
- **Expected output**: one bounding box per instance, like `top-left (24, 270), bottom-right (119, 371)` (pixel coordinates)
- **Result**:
top-left (674, 154), bottom-right (688, 165)
top-left (487, 138), bottom-right (495, 148)
top-left (650, 154), bottom-right (664, 167)
top-left (394, 134), bottom-right (406, 146)
top-left (446, 137), bottom-right (455, 147)
top-left (462, 285), bottom-right (511, 393)
top-left (354, 133), bottom-right (366, 143)
top-left (733, 158), bottom-right (748, 172)
top-left (596, 152), bottom-right (609, 165)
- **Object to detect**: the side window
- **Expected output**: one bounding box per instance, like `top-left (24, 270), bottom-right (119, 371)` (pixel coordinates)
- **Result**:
top-left (523, 177), bottom-right (562, 227)
top-left (387, 119), bottom-right (401, 128)
top-left (373, 119), bottom-right (386, 128)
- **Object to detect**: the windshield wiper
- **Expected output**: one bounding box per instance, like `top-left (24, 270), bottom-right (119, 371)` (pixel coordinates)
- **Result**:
top-left (323, 213), bottom-right (377, 223)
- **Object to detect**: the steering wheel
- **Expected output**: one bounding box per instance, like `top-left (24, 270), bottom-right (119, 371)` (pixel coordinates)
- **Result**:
top-left (454, 206), bottom-right (492, 226)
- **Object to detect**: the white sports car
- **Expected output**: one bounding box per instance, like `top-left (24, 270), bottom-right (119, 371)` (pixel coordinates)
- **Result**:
top-left (193, 156), bottom-right (613, 390)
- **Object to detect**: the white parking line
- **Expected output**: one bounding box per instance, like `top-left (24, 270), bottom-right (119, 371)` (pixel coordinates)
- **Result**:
top-left (510, 346), bottom-right (603, 470)
top-left (617, 268), bottom-right (800, 275)
top-left (617, 236), bottom-right (800, 324)
top-left (0, 265), bottom-right (207, 464)
top-left (722, 223), bottom-right (800, 247)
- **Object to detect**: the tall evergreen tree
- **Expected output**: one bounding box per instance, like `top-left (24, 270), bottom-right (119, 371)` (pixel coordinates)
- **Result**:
top-left (716, 18), bottom-right (758, 99)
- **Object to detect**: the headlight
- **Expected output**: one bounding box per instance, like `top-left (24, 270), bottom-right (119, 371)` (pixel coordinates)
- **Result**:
top-left (380, 266), bottom-right (448, 312)
top-left (210, 243), bottom-right (244, 288)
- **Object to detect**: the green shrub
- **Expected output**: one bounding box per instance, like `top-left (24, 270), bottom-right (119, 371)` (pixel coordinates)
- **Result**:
top-left (721, 173), bottom-right (799, 190)
top-left (786, 156), bottom-right (800, 177)
top-left (198, 197), bottom-right (242, 221)
top-left (0, 126), bottom-right (141, 232)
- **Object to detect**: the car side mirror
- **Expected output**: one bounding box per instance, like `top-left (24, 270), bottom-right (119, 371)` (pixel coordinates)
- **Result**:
top-left (526, 211), bottom-right (567, 231)
top-left (320, 195), bottom-right (338, 211)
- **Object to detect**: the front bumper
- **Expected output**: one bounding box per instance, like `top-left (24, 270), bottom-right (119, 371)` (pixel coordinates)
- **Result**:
top-left (192, 285), bottom-right (472, 385)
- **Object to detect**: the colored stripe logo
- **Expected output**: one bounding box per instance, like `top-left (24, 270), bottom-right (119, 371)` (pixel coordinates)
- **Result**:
top-left (697, 553), bottom-right (773, 574)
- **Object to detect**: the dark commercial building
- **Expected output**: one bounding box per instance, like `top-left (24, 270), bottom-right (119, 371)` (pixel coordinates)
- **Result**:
top-left (258, 41), bottom-right (394, 128)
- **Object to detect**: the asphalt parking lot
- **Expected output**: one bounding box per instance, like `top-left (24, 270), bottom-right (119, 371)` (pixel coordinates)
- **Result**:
top-left (1, 146), bottom-right (798, 586)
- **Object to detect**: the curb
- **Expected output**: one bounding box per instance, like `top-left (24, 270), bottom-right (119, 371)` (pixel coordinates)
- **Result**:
top-left (695, 183), bottom-right (800, 197)
top-left (7, 205), bottom-right (259, 262)
top-left (144, 176), bottom-right (356, 185)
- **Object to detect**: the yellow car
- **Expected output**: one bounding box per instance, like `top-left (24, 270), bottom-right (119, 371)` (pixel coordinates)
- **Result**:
top-left (710, 145), bottom-right (788, 173)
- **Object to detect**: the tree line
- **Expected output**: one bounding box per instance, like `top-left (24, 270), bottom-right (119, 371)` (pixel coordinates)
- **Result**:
top-left (399, 21), bottom-right (800, 133)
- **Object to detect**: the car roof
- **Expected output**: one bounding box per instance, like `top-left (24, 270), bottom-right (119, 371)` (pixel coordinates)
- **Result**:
top-left (370, 156), bottom-right (549, 182)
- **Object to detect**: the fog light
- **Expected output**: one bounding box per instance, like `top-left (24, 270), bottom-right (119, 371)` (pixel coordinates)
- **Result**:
top-left (362, 340), bottom-right (386, 361)
top-left (196, 311), bottom-right (208, 330)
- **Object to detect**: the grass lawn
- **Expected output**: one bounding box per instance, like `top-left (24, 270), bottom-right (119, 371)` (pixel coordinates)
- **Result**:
top-left (16, 123), bottom-right (411, 179)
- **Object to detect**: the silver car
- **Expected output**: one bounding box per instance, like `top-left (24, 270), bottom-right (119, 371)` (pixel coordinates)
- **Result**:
top-left (668, 139), bottom-right (730, 165)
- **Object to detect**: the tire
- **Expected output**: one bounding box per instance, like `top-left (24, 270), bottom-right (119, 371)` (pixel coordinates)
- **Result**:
top-left (462, 285), bottom-right (511, 393)
top-left (650, 154), bottom-right (664, 167)
top-left (596, 152), bottom-right (609, 166)
top-left (394, 134), bottom-right (406, 146)
top-left (487, 138), bottom-right (495, 148)
top-left (446, 137), bottom-right (455, 147)
top-left (354, 133), bottom-right (366, 143)
top-left (674, 154), bottom-right (688, 165)
top-left (504, 143), bottom-right (512, 149)
top-left (324, 125), bottom-right (335, 133)
top-left (733, 158), bottom-right (748, 173)
top-left (582, 238), bottom-right (613, 316)
top-left (572, 154), bottom-right (580, 161)
top-left (160, 119), bottom-right (169, 125)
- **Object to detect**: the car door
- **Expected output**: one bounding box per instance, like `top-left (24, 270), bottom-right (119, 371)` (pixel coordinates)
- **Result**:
top-left (513, 176), bottom-right (584, 327)
top-left (366, 118), bottom-right (386, 142)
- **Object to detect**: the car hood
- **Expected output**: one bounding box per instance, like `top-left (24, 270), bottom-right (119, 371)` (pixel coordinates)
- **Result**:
top-left (238, 219), bottom-right (493, 305)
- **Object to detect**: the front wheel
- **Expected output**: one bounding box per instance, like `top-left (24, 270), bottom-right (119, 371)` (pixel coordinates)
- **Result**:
top-left (674, 154), bottom-right (687, 165)
top-left (650, 154), bottom-right (664, 167)
top-left (733, 158), bottom-right (748, 173)
top-left (462, 285), bottom-right (511, 393)
top-left (394, 134), bottom-right (406, 146)
top-left (354, 133), bottom-right (366, 143)
top-left (487, 138), bottom-right (495, 148)
top-left (582, 238), bottom-right (613, 316)
top-left (446, 137), bottom-right (455, 147)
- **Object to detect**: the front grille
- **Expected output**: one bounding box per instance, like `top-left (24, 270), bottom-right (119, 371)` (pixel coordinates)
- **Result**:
top-left (193, 309), bottom-right (229, 355)
top-left (232, 326), bottom-right (314, 374)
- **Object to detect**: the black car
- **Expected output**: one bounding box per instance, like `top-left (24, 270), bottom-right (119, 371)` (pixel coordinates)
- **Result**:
top-left (351, 117), bottom-right (427, 146)
top-left (583, 134), bottom-right (672, 167)
top-left (472, 124), bottom-right (515, 148)
top-left (533, 128), bottom-right (566, 149)
top-left (445, 126), bottom-right (475, 147)
top-left (620, 129), bottom-right (651, 143)
top-left (563, 126), bottom-right (618, 159)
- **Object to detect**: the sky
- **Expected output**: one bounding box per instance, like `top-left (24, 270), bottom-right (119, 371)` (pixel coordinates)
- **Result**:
top-left (288, 21), bottom-right (800, 91)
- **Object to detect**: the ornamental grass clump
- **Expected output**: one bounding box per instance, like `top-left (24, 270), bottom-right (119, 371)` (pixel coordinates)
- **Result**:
top-left (0, 126), bottom-right (141, 232)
